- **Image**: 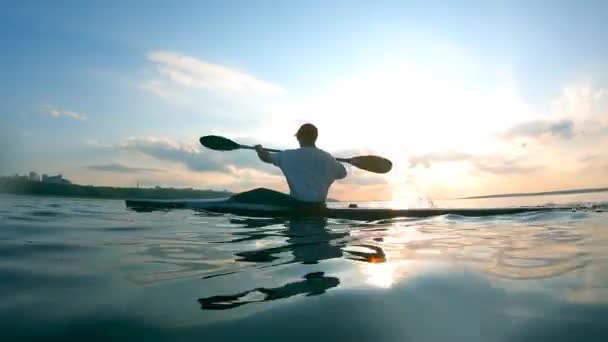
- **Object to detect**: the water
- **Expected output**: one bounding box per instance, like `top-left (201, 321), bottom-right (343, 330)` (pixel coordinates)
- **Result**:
top-left (1, 193), bottom-right (607, 341)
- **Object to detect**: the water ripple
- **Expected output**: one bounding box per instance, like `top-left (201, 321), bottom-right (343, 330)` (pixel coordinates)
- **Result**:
top-left (1, 194), bottom-right (608, 340)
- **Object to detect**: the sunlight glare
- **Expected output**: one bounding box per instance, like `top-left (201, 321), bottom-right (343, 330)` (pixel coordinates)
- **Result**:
top-left (363, 261), bottom-right (397, 288)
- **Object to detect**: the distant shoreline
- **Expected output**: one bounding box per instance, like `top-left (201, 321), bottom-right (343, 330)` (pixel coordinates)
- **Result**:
top-left (459, 186), bottom-right (608, 200)
top-left (0, 177), bottom-right (232, 200)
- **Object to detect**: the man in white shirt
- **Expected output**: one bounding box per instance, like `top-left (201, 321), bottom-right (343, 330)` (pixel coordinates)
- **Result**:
top-left (253, 123), bottom-right (347, 204)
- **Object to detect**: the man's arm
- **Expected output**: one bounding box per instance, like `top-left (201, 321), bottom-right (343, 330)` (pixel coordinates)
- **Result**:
top-left (255, 145), bottom-right (273, 164)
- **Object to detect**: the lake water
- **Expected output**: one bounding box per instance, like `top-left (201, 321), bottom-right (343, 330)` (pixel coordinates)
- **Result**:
top-left (1, 192), bottom-right (607, 341)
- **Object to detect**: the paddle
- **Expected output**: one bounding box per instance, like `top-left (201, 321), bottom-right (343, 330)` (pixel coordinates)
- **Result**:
top-left (200, 135), bottom-right (393, 174)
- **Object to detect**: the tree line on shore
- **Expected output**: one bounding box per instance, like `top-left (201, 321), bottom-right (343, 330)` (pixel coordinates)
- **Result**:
top-left (0, 177), bottom-right (232, 200)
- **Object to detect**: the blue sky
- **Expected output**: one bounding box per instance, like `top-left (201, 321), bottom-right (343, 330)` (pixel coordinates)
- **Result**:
top-left (2, 0), bottom-right (608, 200)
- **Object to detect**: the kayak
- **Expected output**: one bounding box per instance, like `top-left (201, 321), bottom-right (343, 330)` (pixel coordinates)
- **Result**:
top-left (125, 188), bottom-right (570, 221)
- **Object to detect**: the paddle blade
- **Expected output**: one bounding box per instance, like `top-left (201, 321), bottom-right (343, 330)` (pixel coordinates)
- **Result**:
top-left (346, 155), bottom-right (393, 174)
top-left (199, 135), bottom-right (242, 151)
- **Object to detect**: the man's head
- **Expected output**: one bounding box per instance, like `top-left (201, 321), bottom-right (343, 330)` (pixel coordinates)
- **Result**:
top-left (295, 123), bottom-right (318, 146)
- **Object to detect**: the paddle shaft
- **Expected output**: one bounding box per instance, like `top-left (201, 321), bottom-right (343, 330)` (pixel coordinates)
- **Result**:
top-left (239, 144), bottom-right (350, 162)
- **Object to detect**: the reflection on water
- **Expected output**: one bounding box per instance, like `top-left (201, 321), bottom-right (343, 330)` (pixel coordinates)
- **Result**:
top-left (232, 217), bottom-right (346, 265)
top-left (117, 207), bottom-right (602, 311)
top-left (199, 271), bottom-right (339, 310)
top-left (196, 217), bottom-right (391, 309)
top-left (123, 210), bottom-right (599, 286)
top-left (1, 194), bottom-right (608, 341)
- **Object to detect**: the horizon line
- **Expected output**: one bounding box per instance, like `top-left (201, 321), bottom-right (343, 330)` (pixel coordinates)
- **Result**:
top-left (456, 186), bottom-right (608, 200)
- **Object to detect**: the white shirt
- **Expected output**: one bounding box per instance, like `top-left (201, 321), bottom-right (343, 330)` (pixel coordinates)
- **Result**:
top-left (269, 147), bottom-right (347, 202)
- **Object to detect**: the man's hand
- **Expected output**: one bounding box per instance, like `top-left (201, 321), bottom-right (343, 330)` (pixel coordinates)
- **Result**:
top-left (255, 144), bottom-right (272, 164)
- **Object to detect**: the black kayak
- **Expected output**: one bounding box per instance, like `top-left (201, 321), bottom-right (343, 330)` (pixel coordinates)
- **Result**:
top-left (125, 188), bottom-right (571, 220)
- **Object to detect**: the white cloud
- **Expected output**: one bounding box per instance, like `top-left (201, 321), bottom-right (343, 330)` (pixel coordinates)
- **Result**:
top-left (146, 51), bottom-right (285, 96)
top-left (472, 156), bottom-right (543, 175)
top-left (140, 79), bottom-right (192, 105)
top-left (493, 84), bottom-right (608, 148)
top-left (47, 108), bottom-right (87, 120)
top-left (408, 151), bottom-right (543, 175)
top-left (548, 84), bottom-right (608, 138)
top-left (552, 84), bottom-right (608, 120)
top-left (499, 119), bottom-right (575, 141)
top-left (409, 152), bottom-right (473, 168)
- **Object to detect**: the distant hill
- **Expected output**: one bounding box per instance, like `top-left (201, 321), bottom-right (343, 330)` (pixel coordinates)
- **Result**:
top-left (0, 177), bottom-right (232, 200)
top-left (460, 186), bottom-right (608, 200)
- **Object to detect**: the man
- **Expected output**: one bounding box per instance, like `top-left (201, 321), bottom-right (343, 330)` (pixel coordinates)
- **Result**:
top-left (254, 123), bottom-right (347, 203)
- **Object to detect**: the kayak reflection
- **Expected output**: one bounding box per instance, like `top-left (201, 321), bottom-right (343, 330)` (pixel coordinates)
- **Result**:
top-left (226, 217), bottom-right (386, 265)
top-left (233, 217), bottom-right (345, 265)
top-left (199, 217), bottom-right (386, 310)
top-left (198, 271), bottom-right (339, 310)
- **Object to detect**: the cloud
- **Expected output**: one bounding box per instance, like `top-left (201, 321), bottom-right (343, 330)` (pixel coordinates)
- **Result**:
top-left (118, 136), bottom-right (284, 177)
top-left (86, 163), bottom-right (161, 173)
top-left (140, 80), bottom-right (191, 104)
top-left (516, 84), bottom-right (608, 142)
top-left (409, 151), bottom-right (543, 175)
top-left (472, 157), bottom-right (543, 175)
top-left (499, 119), bottom-right (575, 141)
top-left (409, 152), bottom-right (472, 168)
top-left (121, 137), bottom-right (229, 173)
top-left (146, 51), bottom-right (285, 96)
top-left (47, 108), bottom-right (87, 120)
top-left (552, 85), bottom-right (608, 121)
top-left (579, 154), bottom-right (599, 163)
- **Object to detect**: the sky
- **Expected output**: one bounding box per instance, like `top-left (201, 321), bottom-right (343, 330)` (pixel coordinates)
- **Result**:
top-left (1, 0), bottom-right (608, 202)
